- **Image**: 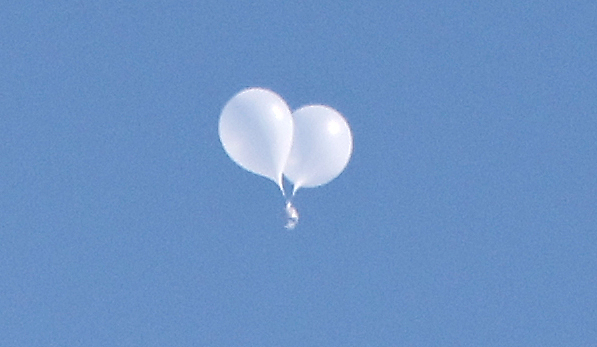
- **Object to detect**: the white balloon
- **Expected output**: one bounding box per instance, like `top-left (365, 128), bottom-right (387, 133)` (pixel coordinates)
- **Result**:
top-left (219, 88), bottom-right (294, 192)
top-left (284, 105), bottom-right (353, 194)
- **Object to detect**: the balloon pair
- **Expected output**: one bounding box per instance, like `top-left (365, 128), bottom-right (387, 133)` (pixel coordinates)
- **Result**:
top-left (219, 87), bottom-right (353, 198)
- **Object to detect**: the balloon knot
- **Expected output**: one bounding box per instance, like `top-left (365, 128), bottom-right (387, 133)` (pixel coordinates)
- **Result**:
top-left (284, 201), bottom-right (299, 230)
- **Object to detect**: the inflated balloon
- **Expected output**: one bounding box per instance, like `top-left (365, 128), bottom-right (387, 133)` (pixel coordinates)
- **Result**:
top-left (219, 88), bottom-right (294, 192)
top-left (284, 105), bottom-right (353, 195)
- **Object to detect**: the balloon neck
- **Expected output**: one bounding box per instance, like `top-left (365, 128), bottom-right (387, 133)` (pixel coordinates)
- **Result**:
top-left (277, 179), bottom-right (287, 198)
top-left (291, 184), bottom-right (301, 197)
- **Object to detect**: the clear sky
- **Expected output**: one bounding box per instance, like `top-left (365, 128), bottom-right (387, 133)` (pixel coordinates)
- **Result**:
top-left (1, 0), bottom-right (596, 346)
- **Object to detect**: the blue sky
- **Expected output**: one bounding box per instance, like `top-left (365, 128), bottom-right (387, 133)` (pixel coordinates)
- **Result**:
top-left (1, 0), bottom-right (596, 345)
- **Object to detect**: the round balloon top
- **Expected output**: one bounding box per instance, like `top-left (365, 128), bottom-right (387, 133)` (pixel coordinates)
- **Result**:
top-left (218, 88), bottom-right (294, 192)
top-left (283, 105), bottom-right (353, 194)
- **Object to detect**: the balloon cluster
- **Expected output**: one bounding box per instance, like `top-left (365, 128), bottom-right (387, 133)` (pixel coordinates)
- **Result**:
top-left (219, 88), bottom-right (353, 229)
